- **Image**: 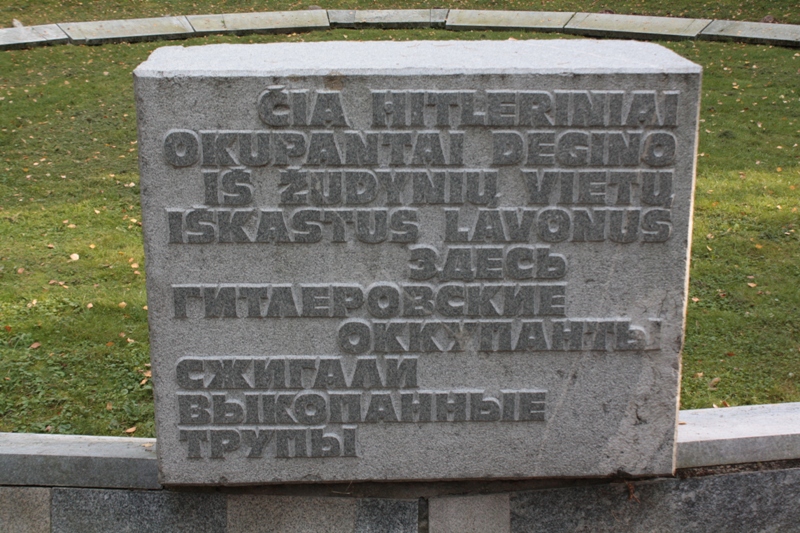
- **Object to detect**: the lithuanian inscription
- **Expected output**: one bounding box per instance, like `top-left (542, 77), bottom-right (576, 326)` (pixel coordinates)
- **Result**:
top-left (135, 40), bottom-right (701, 484)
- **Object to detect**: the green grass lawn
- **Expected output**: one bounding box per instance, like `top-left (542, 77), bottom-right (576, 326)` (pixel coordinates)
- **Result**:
top-left (0, 27), bottom-right (798, 437)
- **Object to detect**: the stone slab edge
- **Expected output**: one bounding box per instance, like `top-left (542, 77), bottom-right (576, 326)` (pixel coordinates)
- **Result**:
top-left (0, 24), bottom-right (69, 50)
top-left (3, 11), bottom-right (800, 49)
top-left (445, 10), bottom-right (575, 31)
top-left (328, 9), bottom-right (445, 29)
top-left (677, 402), bottom-right (800, 468)
top-left (564, 12), bottom-right (712, 40)
top-left (57, 16), bottom-right (195, 45)
top-left (186, 11), bottom-right (329, 36)
top-left (0, 403), bottom-right (796, 490)
top-left (0, 434), bottom-right (159, 490)
top-left (699, 19), bottom-right (800, 47)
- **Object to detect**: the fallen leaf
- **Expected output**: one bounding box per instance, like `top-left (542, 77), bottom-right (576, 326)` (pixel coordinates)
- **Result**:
top-left (106, 402), bottom-right (113, 411)
top-left (140, 378), bottom-right (148, 385)
top-left (49, 280), bottom-right (57, 285)
top-left (131, 263), bottom-right (139, 269)
top-left (89, 244), bottom-right (96, 249)
top-left (747, 282), bottom-right (757, 288)
top-left (70, 253), bottom-right (79, 261)
top-left (142, 306), bottom-right (148, 310)
top-left (142, 442), bottom-right (154, 449)
top-left (106, 341), bottom-right (114, 347)
top-left (16, 268), bottom-right (24, 274)
top-left (124, 427), bottom-right (137, 434)
top-left (29, 342), bottom-right (41, 349)
top-left (721, 400), bottom-right (731, 407)
top-left (678, 421), bottom-right (687, 425)
top-left (67, 224), bottom-right (76, 229)
top-left (4, 325), bottom-right (11, 332)
top-left (755, 243), bottom-right (763, 249)
top-left (127, 338), bottom-right (135, 343)
top-left (87, 303), bottom-right (93, 309)
top-left (694, 372), bottom-right (704, 378)
top-left (691, 297), bottom-right (700, 302)
top-left (708, 377), bottom-right (721, 390)
top-left (118, 302), bottom-right (127, 308)
top-left (47, 243), bottom-right (54, 249)
top-left (143, 370), bottom-right (152, 378)
top-left (119, 332), bottom-right (126, 338)
top-left (726, 352), bottom-right (735, 357)
top-left (713, 403), bottom-right (719, 408)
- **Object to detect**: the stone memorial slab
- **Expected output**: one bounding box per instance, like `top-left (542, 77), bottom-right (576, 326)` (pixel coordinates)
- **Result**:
top-left (186, 11), bottom-right (329, 36)
top-left (445, 10), bottom-right (574, 31)
top-left (565, 13), bottom-right (712, 40)
top-left (58, 16), bottom-right (194, 45)
top-left (0, 24), bottom-right (68, 50)
top-left (134, 40), bottom-right (701, 485)
top-left (700, 20), bottom-right (800, 47)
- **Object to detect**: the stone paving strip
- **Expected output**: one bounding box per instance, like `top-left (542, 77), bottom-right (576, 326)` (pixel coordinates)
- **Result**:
top-left (565, 12), bottom-right (712, 40)
top-left (0, 403), bottom-right (796, 491)
top-left (700, 19), bottom-right (800, 47)
top-left (57, 15), bottom-right (194, 45)
top-left (2, 10), bottom-right (799, 50)
top-left (354, 9), bottom-right (435, 28)
top-left (677, 402), bottom-right (800, 468)
top-left (187, 10), bottom-right (329, 36)
top-left (0, 433), bottom-right (159, 490)
top-left (0, 24), bottom-right (68, 49)
top-left (446, 10), bottom-right (574, 31)
top-left (328, 9), bottom-right (447, 29)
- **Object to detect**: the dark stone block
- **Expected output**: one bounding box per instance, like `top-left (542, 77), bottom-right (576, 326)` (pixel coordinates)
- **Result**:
top-left (355, 498), bottom-right (418, 533)
top-left (51, 488), bottom-right (225, 533)
top-left (511, 468), bottom-right (800, 532)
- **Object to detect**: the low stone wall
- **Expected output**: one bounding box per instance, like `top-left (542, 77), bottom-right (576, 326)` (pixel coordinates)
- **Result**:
top-left (1, 9), bottom-right (799, 50)
top-left (1, 403), bottom-right (798, 531)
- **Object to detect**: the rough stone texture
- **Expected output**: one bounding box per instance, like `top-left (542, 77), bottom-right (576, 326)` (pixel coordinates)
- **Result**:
top-left (0, 24), bottom-right (68, 50)
top-left (0, 487), bottom-right (50, 533)
top-left (228, 495), bottom-right (357, 532)
top-left (134, 40), bottom-right (701, 485)
top-left (0, 433), bottom-right (159, 489)
top-left (565, 13), bottom-right (712, 40)
top-left (353, 10), bottom-right (433, 28)
top-left (328, 10), bottom-right (357, 28)
top-left (355, 499), bottom-right (418, 533)
top-left (58, 16), bottom-right (194, 44)
top-left (186, 11), bottom-right (329, 35)
top-left (700, 20), bottom-right (800, 47)
top-left (429, 494), bottom-right (510, 533)
top-left (510, 468), bottom-right (800, 533)
top-left (446, 10), bottom-right (574, 31)
top-left (51, 487), bottom-right (226, 532)
top-left (677, 402), bottom-right (800, 468)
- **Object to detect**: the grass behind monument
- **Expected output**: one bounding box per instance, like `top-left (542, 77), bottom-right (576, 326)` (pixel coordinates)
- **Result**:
top-left (0, 30), bottom-right (798, 437)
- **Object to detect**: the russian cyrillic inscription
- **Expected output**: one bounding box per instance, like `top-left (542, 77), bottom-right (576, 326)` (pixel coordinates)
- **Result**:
top-left (135, 40), bottom-right (701, 485)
